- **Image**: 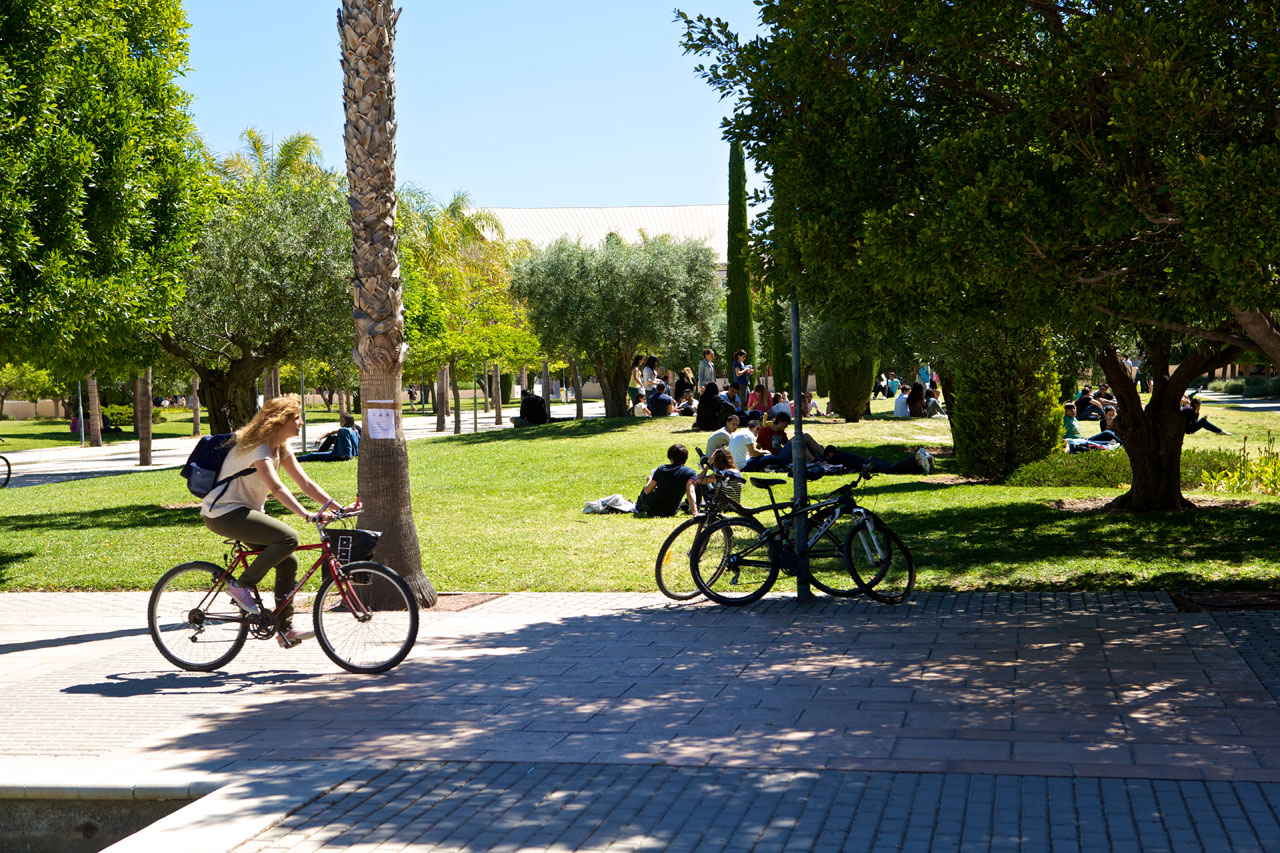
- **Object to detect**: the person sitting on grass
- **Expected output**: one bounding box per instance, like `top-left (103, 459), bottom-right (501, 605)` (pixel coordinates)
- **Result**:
top-left (1088, 405), bottom-right (1122, 444)
top-left (696, 447), bottom-right (744, 509)
top-left (676, 389), bottom-right (698, 416)
top-left (634, 443), bottom-right (699, 517)
top-left (297, 414), bottom-right (360, 462)
top-left (648, 381), bottom-right (677, 417)
top-left (728, 419), bottom-right (767, 469)
top-left (1063, 403), bottom-right (1084, 439)
top-left (694, 383), bottom-right (726, 431)
top-left (925, 389), bottom-right (947, 418)
top-left (705, 414), bottom-right (739, 458)
top-left (513, 389), bottom-right (550, 426)
top-left (893, 384), bottom-right (910, 417)
top-left (631, 392), bottom-right (651, 417)
top-left (1182, 395), bottom-right (1230, 436)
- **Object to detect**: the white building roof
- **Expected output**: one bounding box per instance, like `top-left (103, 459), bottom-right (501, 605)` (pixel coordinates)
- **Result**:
top-left (485, 204), bottom-right (729, 264)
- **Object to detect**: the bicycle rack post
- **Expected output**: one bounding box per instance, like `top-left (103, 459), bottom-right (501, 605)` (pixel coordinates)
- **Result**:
top-left (789, 298), bottom-right (813, 602)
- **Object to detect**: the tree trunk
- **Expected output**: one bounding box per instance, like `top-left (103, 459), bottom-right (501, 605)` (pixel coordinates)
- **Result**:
top-left (450, 356), bottom-right (462, 434)
top-left (339, 0), bottom-right (434, 608)
top-left (480, 360), bottom-right (490, 412)
top-left (541, 360), bottom-right (552, 405)
top-left (594, 356), bottom-right (631, 417)
top-left (435, 365), bottom-right (448, 432)
top-left (1229, 305), bottom-right (1280, 370)
top-left (520, 366), bottom-right (528, 392)
top-left (1100, 333), bottom-right (1240, 511)
top-left (85, 374), bottom-right (102, 446)
top-left (571, 357), bottom-right (584, 420)
top-left (493, 361), bottom-right (503, 425)
top-left (191, 372), bottom-right (202, 436)
top-left (192, 365), bottom-right (263, 434)
top-left (137, 367), bottom-right (153, 467)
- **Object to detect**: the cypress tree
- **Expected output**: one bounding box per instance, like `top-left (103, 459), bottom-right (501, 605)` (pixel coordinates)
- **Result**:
top-left (725, 143), bottom-right (755, 369)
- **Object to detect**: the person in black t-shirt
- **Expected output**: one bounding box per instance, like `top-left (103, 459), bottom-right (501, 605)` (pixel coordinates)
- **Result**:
top-left (634, 444), bottom-right (699, 517)
top-left (514, 389), bottom-right (550, 426)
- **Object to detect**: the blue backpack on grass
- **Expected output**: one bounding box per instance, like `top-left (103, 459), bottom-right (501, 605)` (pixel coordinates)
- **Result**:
top-left (181, 434), bottom-right (255, 505)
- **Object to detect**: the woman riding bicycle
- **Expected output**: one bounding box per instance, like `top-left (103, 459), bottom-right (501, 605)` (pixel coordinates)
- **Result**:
top-left (201, 395), bottom-right (357, 647)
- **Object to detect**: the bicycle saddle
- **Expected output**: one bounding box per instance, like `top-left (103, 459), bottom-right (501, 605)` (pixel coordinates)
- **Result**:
top-left (750, 477), bottom-right (785, 488)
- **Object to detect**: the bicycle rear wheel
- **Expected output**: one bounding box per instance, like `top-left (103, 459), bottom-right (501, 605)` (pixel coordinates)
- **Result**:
top-left (655, 516), bottom-right (706, 601)
top-left (314, 561), bottom-right (419, 674)
top-left (691, 516), bottom-right (778, 606)
top-left (148, 562), bottom-right (249, 671)
top-left (845, 517), bottom-right (915, 605)
top-left (0, 455), bottom-right (9, 488)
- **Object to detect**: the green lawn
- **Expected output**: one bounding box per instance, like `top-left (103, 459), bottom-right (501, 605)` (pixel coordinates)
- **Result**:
top-left (2, 397), bottom-right (1279, 594)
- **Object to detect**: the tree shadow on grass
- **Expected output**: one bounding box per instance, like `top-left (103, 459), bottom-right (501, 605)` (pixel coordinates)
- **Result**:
top-left (879, 485), bottom-right (1280, 591)
top-left (426, 416), bottom-right (639, 449)
top-left (0, 503), bottom-right (201, 533)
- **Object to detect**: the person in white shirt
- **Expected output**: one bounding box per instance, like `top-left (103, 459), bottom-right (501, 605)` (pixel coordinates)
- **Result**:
top-left (727, 420), bottom-right (766, 469)
top-left (705, 415), bottom-right (739, 459)
top-left (893, 386), bottom-right (910, 418)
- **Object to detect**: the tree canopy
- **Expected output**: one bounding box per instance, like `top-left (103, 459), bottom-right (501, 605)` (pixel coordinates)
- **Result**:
top-left (512, 233), bottom-right (719, 417)
top-left (158, 134), bottom-right (352, 432)
top-left (0, 0), bottom-right (209, 369)
top-left (681, 0), bottom-right (1278, 508)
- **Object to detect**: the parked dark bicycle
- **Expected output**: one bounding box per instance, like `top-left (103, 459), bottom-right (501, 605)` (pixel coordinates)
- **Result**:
top-left (147, 510), bottom-right (419, 674)
top-left (689, 467), bottom-right (915, 606)
top-left (0, 437), bottom-right (9, 488)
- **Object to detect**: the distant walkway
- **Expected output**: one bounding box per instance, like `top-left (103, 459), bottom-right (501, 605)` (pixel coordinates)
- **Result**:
top-left (2, 400), bottom-right (606, 488)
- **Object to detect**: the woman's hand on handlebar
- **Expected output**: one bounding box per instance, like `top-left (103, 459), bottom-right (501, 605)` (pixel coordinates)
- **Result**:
top-left (342, 496), bottom-right (362, 515)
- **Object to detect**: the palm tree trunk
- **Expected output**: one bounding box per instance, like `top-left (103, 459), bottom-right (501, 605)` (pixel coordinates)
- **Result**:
top-left (339, 0), bottom-right (434, 607)
top-left (86, 374), bottom-right (102, 447)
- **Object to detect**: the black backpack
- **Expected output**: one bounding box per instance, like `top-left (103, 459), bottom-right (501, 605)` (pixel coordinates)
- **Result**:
top-left (181, 434), bottom-right (255, 505)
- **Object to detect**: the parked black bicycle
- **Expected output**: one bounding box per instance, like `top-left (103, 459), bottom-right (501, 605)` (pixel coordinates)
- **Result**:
top-left (0, 437), bottom-right (10, 488)
top-left (688, 467), bottom-right (915, 606)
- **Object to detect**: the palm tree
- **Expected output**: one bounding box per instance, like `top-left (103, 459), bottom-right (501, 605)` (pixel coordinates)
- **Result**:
top-left (218, 128), bottom-right (323, 184)
top-left (338, 0), bottom-right (436, 607)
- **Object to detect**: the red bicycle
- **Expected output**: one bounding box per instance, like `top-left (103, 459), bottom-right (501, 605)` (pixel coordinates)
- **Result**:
top-left (147, 511), bottom-right (419, 674)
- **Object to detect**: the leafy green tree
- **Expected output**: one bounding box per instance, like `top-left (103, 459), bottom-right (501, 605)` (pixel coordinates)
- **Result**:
top-left (0, 0), bottom-right (209, 369)
top-left (158, 147), bottom-right (352, 433)
top-left (512, 234), bottom-right (720, 417)
top-left (680, 1), bottom-right (1276, 510)
top-left (725, 142), bottom-right (754, 368)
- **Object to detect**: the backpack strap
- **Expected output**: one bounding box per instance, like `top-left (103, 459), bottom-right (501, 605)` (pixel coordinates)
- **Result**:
top-left (207, 466), bottom-right (257, 508)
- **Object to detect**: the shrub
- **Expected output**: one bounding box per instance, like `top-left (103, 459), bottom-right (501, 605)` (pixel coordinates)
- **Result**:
top-left (1203, 438), bottom-right (1280, 495)
top-left (951, 320), bottom-right (1060, 479)
top-left (1007, 447), bottom-right (1242, 490)
top-left (100, 404), bottom-right (165, 429)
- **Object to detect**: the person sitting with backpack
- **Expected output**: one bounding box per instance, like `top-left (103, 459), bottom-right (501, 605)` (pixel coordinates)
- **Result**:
top-left (198, 395), bottom-right (357, 648)
top-left (297, 414), bottom-right (360, 462)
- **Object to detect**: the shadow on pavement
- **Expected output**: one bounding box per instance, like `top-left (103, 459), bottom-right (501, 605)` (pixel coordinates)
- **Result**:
top-left (0, 626), bottom-right (150, 655)
top-left (64, 668), bottom-right (322, 697)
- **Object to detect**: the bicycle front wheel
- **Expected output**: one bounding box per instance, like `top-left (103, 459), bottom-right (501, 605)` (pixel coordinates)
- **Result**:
top-left (0, 455), bottom-right (9, 488)
top-left (845, 517), bottom-right (915, 605)
top-left (807, 526), bottom-right (860, 597)
top-left (148, 562), bottom-right (249, 671)
top-left (314, 562), bottom-right (419, 674)
top-left (691, 516), bottom-right (778, 606)
top-left (655, 516), bottom-right (706, 601)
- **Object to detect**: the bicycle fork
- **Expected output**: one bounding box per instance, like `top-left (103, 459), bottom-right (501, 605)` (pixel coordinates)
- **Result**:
top-left (850, 509), bottom-right (889, 566)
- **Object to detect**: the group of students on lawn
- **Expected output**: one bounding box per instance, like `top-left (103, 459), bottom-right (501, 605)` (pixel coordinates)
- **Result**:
top-left (1061, 383), bottom-right (1229, 453)
top-left (633, 410), bottom-right (936, 518)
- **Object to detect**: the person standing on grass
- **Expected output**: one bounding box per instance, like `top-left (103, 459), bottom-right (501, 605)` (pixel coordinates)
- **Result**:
top-left (698, 349), bottom-right (717, 389)
top-left (731, 349), bottom-right (754, 389)
top-left (200, 395), bottom-right (357, 648)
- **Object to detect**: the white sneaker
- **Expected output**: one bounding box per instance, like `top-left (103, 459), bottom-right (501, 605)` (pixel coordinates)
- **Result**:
top-left (277, 628), bottom-right (315, 648)
top-left (916, 448), bottom-right (932, 475)
top-left (226, 582), bottom-right (260, 614)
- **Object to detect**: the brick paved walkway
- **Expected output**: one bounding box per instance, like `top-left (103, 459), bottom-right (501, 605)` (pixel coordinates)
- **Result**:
top-left (2, 591), bottom-right (1279, 851)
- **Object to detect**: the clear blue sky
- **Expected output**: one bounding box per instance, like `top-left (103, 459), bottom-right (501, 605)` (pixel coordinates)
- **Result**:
top-left (183, 1), bottom-right (762, 209)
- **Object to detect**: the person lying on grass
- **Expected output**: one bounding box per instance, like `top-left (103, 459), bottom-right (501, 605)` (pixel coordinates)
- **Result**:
top-left (743, 413), bottom-right (935, 475)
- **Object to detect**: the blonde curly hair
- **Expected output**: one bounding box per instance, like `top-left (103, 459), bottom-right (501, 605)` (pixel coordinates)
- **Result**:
top-left (235, 395), bottom-right (302, 463)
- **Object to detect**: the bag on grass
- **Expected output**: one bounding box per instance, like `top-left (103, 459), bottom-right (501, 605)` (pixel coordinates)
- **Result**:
top-left (181, 434), bottom-right (255, 505)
